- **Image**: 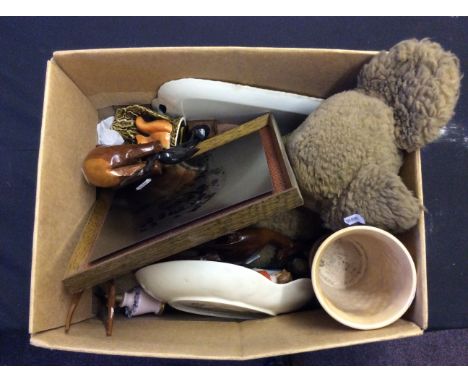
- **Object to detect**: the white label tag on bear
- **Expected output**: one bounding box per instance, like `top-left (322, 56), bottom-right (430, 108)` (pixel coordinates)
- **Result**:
top-left (344, 214), bottom-right (366, 226)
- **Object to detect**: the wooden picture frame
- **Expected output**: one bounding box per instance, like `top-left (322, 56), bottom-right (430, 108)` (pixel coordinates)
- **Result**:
top-left (63, 114), bottom-right (303, 294)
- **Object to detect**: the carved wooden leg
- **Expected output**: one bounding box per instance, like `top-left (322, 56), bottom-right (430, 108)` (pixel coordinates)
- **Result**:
top-left (105, 280), bottom-right (116, 337)
top-left (65, 290), bottom-right (84, 333)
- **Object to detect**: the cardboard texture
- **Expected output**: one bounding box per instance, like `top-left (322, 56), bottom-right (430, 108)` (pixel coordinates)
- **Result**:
top-left (53, 47), bottom-right (375, 109)
top-left (31, 311), bottom-right (422, 360)
top-left (30, 61), bottom-right (97, 334)
top-left (398, 151), bottom-right (428, 330)
top-left (30, 47), bottom-right (428, 360)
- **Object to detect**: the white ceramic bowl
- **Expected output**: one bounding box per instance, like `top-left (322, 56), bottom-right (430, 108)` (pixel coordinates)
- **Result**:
top-left (152, 78), bottom-right (323, 132)
top-left (136, 260), bottom-right (314, 319)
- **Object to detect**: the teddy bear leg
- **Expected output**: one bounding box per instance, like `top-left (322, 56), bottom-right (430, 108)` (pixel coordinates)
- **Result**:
top-left (254, 207), bottom-right (326, 242)
top-left (322, 164), bottom-right (422, 233)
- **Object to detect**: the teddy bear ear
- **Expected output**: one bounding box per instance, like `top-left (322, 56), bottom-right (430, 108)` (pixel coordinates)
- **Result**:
top-left (357, 39), bottom-right (461, 152)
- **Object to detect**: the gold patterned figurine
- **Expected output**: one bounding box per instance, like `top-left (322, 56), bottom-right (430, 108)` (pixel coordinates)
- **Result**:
top-left (111, 105), bottom-right (186, 146)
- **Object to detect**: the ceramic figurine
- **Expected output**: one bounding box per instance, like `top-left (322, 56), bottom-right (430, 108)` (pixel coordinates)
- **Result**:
top-left (112, 104), bottom-right (186, 146)
top-left (94, 281), bottom-right (165, 337)
top-left (245, 245), bottom-right (310, 279)
top-left (118, 287), bottom-right (165, 318)
top-left (255, 269), bottom-right (292, 284)
top-left (82, 124), bottom-right (210, 188)
top-left (82, 141), bottom-right (164, 188)
top-left (135, 116), bottom-right (173, 149)
top-left (202, 227), bottom-right (300, 264)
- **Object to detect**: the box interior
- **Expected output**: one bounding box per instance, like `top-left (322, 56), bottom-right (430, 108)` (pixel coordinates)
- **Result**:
top-left (30, 47), bottom-right (427, 359)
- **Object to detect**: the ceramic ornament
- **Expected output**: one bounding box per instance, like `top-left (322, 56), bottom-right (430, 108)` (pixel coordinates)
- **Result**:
top-left (152, 78), bottom-right (323, 133)
top-left (136, 260), bottom-right (314, 320)
top-left (119, 287), bottom-right (165, 318)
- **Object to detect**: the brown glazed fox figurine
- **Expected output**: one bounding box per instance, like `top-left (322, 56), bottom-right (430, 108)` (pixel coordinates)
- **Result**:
top-left (82, 142), bottom-right (164, 188)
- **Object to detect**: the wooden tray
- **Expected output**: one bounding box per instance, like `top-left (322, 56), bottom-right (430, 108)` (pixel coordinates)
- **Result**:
top-left (63, 114), bottom-right (303, 293)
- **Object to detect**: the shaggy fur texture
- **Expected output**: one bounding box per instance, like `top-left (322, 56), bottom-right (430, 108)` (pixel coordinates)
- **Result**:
top-left (358, 39), bottom-right (461, 152)
top-left (287, 90), bottom-right (402, 202)
top-left (321, 164), bottom-right (421, 232)
top-left (255, 207), bottom-right (324, 241)
top-left (285, 39), bottom-right (460, 233)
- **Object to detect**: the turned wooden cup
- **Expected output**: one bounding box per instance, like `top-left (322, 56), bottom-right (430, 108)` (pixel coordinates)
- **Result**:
top-left (310, 226), bottom-right (417, 330)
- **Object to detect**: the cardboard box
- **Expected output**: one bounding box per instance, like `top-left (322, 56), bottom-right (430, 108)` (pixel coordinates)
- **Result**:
top-left (30, 47), bottom-right (427, 360)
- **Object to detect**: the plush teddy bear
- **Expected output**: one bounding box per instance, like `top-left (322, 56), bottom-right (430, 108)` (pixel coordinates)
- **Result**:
top-left (283, 39), bottom-right (461, 233)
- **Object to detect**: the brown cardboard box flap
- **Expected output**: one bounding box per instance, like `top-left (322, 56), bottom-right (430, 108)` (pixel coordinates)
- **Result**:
top-left (30, 310), bottom-right (422, 360)
top-left (29, 60), bottom-right (98, 334)
top-left (53, 47), bottom-right (376, 109)
top-left (398, 150), bottom-right (428, 330)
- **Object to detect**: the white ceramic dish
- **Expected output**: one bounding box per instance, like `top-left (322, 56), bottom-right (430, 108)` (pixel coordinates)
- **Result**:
top-left (136, 260), bottom-right (314, 320)
top-left (152, 78), bottom-right (323, 133)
